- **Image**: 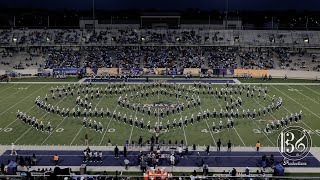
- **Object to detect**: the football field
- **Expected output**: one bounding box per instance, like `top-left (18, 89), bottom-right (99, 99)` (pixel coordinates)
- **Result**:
top-left (0, 81), bottom-right (320, 148)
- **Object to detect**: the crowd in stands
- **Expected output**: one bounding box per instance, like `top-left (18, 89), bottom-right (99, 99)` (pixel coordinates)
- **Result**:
top-left (206, 47), bottom-right (238, 69)
top-left (1, 29), bottom-right (320, 47)
top-left (83, 47), bottom-right (114, 68)
top-left (43, 48), bottom-right (82, 69)
top-left (0, 46), bottom-right (319, 71)
top-left (0, 29), bottom-right (320, 71)
top-left (239, 48), bottom-right (275, 69)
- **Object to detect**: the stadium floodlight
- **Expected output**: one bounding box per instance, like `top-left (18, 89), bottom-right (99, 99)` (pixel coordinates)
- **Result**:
top-left (12, 38), bottom-right (17, 42)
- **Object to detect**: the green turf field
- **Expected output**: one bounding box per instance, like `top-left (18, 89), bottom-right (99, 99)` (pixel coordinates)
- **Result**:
top-left (0, 82), bottom-right (319, 148)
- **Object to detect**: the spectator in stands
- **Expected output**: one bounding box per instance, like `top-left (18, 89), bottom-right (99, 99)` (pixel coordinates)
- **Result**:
top-left (84, 133), bottom-right (89, 146)
top-left (245, 167), bottom-right (250, 178)
top-left (231, 168), bottom-right (237, 176)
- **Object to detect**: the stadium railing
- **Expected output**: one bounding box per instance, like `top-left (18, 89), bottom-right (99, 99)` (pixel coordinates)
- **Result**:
top-left (1, 174), bottom-right (320, 179)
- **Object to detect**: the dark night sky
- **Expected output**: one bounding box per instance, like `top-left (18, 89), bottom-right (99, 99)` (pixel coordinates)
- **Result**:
top-left (0, 0), bottom-right (319, 11)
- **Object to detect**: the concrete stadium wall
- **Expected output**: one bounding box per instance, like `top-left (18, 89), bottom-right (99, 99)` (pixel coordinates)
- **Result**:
top-left (0, 70), bottom-right (5, 75)
top-left (234, 69), bottom-right (320, 79)
top-left (11, 69), bottom-right (38, 76)
top-left (268, 70), bottom-right (320, 79)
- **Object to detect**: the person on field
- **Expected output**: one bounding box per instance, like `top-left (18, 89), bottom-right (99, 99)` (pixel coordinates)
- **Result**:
top-left (114, 146), bottom-right (119, 158)
top-left (10, 143), bottom-right (17, 155)
top-left (256, 141), bottom-right (261, 152)
top-left (85, 133), bottom-right (89, 145)
top-left (53, 154), bottom-right (59, 165)
top-left (227, 140), bottom-right (232, 152)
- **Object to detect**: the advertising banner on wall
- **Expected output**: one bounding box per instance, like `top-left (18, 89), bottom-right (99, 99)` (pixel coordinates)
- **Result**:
top-left (131, 68), bottom-right (143, 73)
top-left (97, 68), bottom-right (118, 75)
top-left (234, 69), bottom-right (268, 78)
top-left (53, 68), bottom-right (80, 74)
top-left (219, 69), bottom-right (234, 75)
top-left (86, 68), bottom-right (98, 75)
top-left (143, 68), bottom-right (155, 75)
top-left (211, 69), bottom-right (234, 75)
top-left (184, 68), bottom-right (200, 75)
top-left (154, 68), bottom-right (167, 75)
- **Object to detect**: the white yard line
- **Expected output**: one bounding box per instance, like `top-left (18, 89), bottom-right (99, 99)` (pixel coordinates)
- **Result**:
top-left (287, 85), bottom-right (319, 105)
top-left (204, 119), bottom-right (217, 146)
top-left (0, 104), bottom-right (37, 132)
top-left (14, 128), bottom-right (32, 144)
top-left (250, 98), bottom-right (277, 146)
top-left (0, 84), bottom-right (16, 96)
top-left (128, 88), bottom-right (141, 144)
top-left (176, 89), bottom-right (188, 146)
top-left (40, 84), bottom-right (93, 145)
top-left (70, 126), bottom-right (84, 146)
top-left (0, 85), bottom-right (30, 103)
top-left (0, 84), bottom-right (48, 116)
top-left (268, 87), bottom-right (320, 136)
top-left (197, 99), bottom-right (216, 146)
top-left (14, 93), bottom-right (68, 144)
top-left (303, 86), bottom-right (320, 97)
top-left (98, 115), bottom-right (113, 146)
top-left (212, 92), bottom-right (246, 146)
top-left (70, 86), bottom-right (105, 145)
top-left (98, 98), bottom-right (120, 146)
